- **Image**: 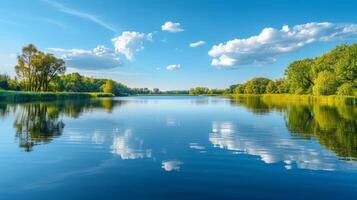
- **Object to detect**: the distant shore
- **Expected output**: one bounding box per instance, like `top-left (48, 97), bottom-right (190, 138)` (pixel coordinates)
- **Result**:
top-left (1, 90), bottom-right (357, 106)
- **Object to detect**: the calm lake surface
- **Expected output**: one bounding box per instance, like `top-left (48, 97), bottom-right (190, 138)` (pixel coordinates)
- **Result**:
top-left (0, 96), bottom-right (356, 199)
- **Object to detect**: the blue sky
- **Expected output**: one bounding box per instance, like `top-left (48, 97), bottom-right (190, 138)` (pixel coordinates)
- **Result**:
top-left (1, 0), bottom-right (357, 90)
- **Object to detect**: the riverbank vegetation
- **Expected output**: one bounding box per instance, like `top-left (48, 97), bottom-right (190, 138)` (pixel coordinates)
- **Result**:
top-left (231, 43), bottom-right (357, 96)
top-left (189, 43), bottom-right (357, 99)
top-left (0, 44), bottom-right (187, 97)
top-left (0, 90), bottom-right (114, 102)
top-left (1, 43), bottom-right (357, 101)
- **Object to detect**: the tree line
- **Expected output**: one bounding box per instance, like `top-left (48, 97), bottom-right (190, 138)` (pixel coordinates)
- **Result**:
top-left (230, 43), bottom-right (357, 96)
top-left (1, 43), bottom-right (356, 96)
top-left (0, 44), bottom-right (189, 96)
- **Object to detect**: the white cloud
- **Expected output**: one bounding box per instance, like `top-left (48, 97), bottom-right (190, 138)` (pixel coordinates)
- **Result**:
top-left (189, 41), bottom-right (206, 48)
top-left (161, 21), bottom-right (184, 32)
top-left (42, 0), bottom-right (117, 32)
top-left (112, 31), bottom-right (152, 60)
top-left (161, 160), bottom-right (183, 171)
top-left (208, 22), bottom-right (357, 68)
top-left (166, 64), bottom-right (181, 70)
top-left (47, 45), bottom-right (121, 70)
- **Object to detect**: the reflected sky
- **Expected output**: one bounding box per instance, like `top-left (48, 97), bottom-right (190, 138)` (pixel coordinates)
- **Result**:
top-left (209, 121), bottom-right (357, 171)
top-left (0, 96), bottom-right (356, 199)
top-left (111, 129), bottom-right (152, 160)
top-left (162, 160), bottom-right (183, 171)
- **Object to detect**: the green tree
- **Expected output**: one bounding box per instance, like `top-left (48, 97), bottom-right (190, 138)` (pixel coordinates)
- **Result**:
top-left (312, 71), bottom-right (339, 95)
top-left (234, 84), bottom-right (245, 94)
top-left (101, 80), bottom-right (114, 94)
top-left (14, 44), bottom-right (66, 92)
top-left (335, 43), bottom-right (357, 86)
top-left (336, 83), bottom-right (355, 96)
top-left (312, 44), bottom-right (349, 78)
top-left (209, 89), bottom-right (225, 95)
top-left (244, 77), bottom-right (271, 94)
top-left (15, 44), bottom-right (38, 91)
top-left (0, 74), bottom-right (10, 90)
top-left (189, 87), bottom-right (210, 95)
top-left (275, 79), bottom-right (289, 94)
top-left (265, 81), bottom-right (277, 94)
top-left (285, 59), bottom-right (315, 94)
top-left (38, 53), bottom-right (66, 91)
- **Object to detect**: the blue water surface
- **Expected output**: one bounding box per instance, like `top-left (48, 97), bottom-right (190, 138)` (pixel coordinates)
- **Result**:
top-left (0, 96), bottom-right (356, 199)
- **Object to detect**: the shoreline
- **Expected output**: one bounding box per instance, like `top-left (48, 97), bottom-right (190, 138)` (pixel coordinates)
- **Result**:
top-left (1, 90), bottom-right (356, 106)
top-left (0, 90), bottom-right (114, 102)
top-left (227, 94), bottom-right (357, 106)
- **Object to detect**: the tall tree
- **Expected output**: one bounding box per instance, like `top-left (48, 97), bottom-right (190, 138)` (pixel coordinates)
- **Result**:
top-left (15, 44), bottom-right (38, 91)
top-left (285, 59), bottom-right (315, 94)
top-left (101, 80), bottom-right (114, 94)
top-left (15, 44), bottom-right (65, 92)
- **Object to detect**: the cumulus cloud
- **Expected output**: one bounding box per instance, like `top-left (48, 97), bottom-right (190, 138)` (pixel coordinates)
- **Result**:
top-left (112, 31), bottom-right (153, 60)
top-left (161, 21), bottom-right (184, 32)
top-left (189, 41), bottom-right (206, 48)
top-left (47, 45), bottom-right (121, 70)
top-left (166, 64), bottom-right (181, 70)
top-left (208, 22), bottom-right (357, 68)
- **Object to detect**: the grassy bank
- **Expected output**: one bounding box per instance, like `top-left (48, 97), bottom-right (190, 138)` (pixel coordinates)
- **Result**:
top-left (228, 94), bottom-right (357, 106)
top-left (0, 90), bottom-right (114, 102)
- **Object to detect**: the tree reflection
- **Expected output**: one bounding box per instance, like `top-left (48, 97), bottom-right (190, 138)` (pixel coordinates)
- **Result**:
top-left (13, 103), bottom-right (64, 151)
top-left (231, 97), bottom-right (357, 160)
top-left (0, 98), bottom-right (124, 152)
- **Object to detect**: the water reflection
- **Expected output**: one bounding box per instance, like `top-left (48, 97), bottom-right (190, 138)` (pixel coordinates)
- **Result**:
top-left (230, 96), bottom-right (357, 161)
top-left (111, 129), bottom-right (152, 159)
top-left (0, 96), bottom-right (356, 172)
top-left (162, 160), bottom-right (183, 171)
top-left (209, 121), bottom-right (357, 170)
top-left (13, 103), bottom-right (65, 152)
top-left (0, 98), bottom-right (124, 152)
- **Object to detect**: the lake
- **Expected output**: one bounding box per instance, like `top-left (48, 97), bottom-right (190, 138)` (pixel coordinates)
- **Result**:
top-left (0, 96), bottom-right (356, 199)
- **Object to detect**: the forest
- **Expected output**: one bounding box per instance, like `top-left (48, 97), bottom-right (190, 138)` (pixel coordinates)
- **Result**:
top-left (190, 43), bottom-right (357, 96)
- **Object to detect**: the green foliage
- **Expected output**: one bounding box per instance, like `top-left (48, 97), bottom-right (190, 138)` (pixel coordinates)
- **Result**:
top-left (243, 77), bottom-right (271, 94)
top-left (15, 44), bottom-right (65, 92)
top-left (312, 44), bottom-right (349, 77)
top-left (189, 87), bottom-right (210, 95)
top-left (0, 90), bottom-right (114, 102)
top-left (285, 58), bottom-right (315, 94)
top-left (275, 79), bottom-right (289, 94)
top-left (0, 74), bottom-right (10, 90)
top-left (337, 83), bottom-right (355, 96)
top-left (209, 89), bottom-right (225, 95)
top-left (234, 84), bottom-right (245, 94)
top-left (312, 71), bottom-right (339, 95)
top-left (101, 80), bottom-right (114, 94)
top-left (335, 44), bottom-right (357, 85)
top-left (265, 81), bottom-right (277, 94)
top-left (229, 43), bottom-right (357, 96)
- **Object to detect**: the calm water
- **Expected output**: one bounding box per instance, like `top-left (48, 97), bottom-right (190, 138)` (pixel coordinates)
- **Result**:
top-left (0, 96), bottom-right (356, 199)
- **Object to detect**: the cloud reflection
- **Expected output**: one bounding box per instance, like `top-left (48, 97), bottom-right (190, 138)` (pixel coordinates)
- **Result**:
top-left (161, 160), bottom-right (183, 171)
top-left (111, 129), bottom-right (152, 160)
top-left (209, 121), bottom-right (357, 171)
